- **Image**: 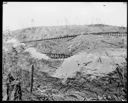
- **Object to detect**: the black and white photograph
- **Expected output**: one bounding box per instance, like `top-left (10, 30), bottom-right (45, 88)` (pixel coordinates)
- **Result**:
top-left (2, 2), bottom-right (127, 101)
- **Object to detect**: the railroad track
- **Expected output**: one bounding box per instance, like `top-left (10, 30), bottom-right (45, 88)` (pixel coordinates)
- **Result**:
top-left (21, 31), bottom-right (126, 43)
top-left (21, 35), bottom-right (78, 43)
top-left (90, 32), bottom-right (127, 36)
top-left (45, 53), bottom-right (73, 59)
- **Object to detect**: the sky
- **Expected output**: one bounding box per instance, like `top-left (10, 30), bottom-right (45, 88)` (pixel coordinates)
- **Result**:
top-left (3, 2), bottom-right (127, 31)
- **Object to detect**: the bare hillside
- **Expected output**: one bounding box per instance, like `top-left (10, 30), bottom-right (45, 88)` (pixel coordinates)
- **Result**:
top-left (4, 24), bottom-right (126, 42)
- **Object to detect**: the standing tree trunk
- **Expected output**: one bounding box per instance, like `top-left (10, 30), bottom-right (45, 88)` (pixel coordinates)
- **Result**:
top-left (30, 64), bottom-right (34, 93)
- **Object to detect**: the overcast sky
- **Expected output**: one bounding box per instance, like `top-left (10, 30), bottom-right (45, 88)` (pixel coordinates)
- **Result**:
top-left (3, 2), bottom-right (127, 31)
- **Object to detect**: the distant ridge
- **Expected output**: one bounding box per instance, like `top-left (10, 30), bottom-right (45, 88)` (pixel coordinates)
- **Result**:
top-left (4, 24), bottom-right (127, 42)
top-left (88, 24), bottom-right (110, 26)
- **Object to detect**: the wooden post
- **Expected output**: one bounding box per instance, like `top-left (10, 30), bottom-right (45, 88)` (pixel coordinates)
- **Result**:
top-left (30, 64), bottom-right (34, 93)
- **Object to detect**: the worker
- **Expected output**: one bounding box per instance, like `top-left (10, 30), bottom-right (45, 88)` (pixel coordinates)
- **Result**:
top-left (6, 72), bottom-right (15, 101)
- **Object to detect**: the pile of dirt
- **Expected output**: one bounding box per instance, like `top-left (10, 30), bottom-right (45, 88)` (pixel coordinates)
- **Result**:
top-left (52, 48), bottom-right (126, 81)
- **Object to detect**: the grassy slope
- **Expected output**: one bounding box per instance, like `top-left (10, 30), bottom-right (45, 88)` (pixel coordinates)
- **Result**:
top-left (23, 32), bottom-right (126, 56)
top-left (8, 24), bottom-right (126, 42)
top-left (3, 24), bottom-right (126, 55)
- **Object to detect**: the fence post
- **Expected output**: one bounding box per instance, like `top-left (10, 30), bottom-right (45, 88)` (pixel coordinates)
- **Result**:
top-left (30, 64), bottom-right (34, 93)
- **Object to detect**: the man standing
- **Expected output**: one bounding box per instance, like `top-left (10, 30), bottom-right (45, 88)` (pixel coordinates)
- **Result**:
top-left (6, 73), bottom-right (15, 101)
